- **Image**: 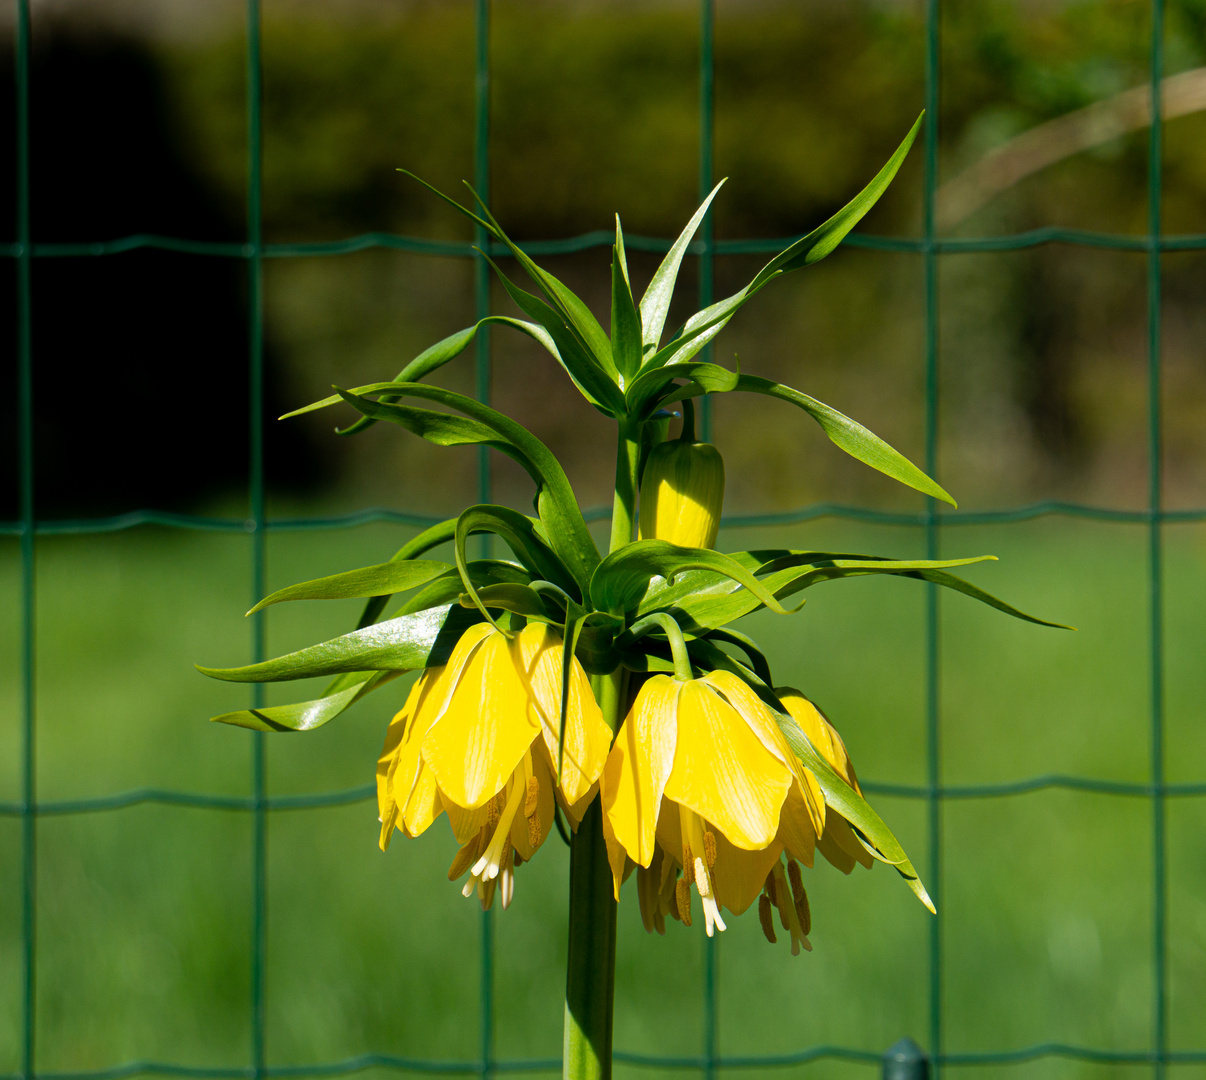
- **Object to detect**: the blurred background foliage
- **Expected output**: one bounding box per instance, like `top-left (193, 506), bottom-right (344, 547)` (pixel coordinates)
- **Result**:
top-left (3, 0), bottom-right (1206, 1076)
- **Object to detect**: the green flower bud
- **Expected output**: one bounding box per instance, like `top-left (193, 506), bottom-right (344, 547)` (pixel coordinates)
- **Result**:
top-left (638, 403), bottom-right (725, 549)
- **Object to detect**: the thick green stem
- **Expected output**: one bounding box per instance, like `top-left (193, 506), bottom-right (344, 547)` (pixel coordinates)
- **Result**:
top-left (563, 799), bottom-right (617, 1080)
top-left (608, 419), bottom-right (642, 554)
top-left (565, 418), bottom-right (643, 1080)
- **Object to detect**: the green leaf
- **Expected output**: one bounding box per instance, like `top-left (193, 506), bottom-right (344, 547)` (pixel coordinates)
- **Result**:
top-left (610, 220), bottom-right (643, 382)
top-left (774, 707), bottom-right (933, 910)
top-left (629, 363), bottom-right (955, 506)
top-left (637, 548), bottom-right (1069, 633)
top-left (639, 180), bottom-right (725, 353)
top-left (481, 252), bottom-right (625, 413)
top-left (249, 558), bottom-right (452, 615)
top-left (589, 539), bottom-right (800, 620)
top-left (462, 184), bottom-right (618, 380)
top-left (355, 517), bottom-right (458, 630)
top-left (281, 315), bottom-right (589, 429)
top-left (460, 582), bottom-right (556, 622)
top-left (210, 670), bottom-right (404, 733)
top-left (198, 603), bottom-right (479, 683)
top-left (317, 381), bottom-right (600, 589)
top-left (396, 561), bottom-right (533, 617)
top-left (639, 117), bottom-right (923, 373)
top-left (450, 504), bottom-right (580, 602)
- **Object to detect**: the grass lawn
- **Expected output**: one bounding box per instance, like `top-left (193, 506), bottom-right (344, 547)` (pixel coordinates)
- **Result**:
top-left (2, 515), bottom-right (1205, 1079)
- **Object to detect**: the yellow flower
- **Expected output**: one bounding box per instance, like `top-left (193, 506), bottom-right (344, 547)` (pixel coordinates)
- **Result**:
top-left (600, 669), bottom-right (826, 940)
top-left (377, 621), bottom-right (612, 910)
top-left (638, 436), bottom-right (725, 549)
top-left (775, 687), bottom-right (876, 876)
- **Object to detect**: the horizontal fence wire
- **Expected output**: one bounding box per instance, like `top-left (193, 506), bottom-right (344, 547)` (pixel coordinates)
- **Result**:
top-left (9, 0), bottom-right (1200, 1076)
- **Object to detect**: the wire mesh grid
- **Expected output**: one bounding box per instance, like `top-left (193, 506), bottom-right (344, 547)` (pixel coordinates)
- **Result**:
top-left (6, 0), bottom-right (1206, 1076)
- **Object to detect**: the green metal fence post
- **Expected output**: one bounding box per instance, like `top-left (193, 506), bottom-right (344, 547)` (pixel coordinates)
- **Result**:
top-left (474, 3), bottom-right (495, 1078)
top-left (16, 1), bottom-right (36, 1078)
top-left (883, 1038), bottom-right (929, 1080)
top-left (1147, 1), bottom-right (1167, 1077)
top-left (246, 0), bottom-right (269, 1074)
top-left (922, 1), bottom-right (944, 1076)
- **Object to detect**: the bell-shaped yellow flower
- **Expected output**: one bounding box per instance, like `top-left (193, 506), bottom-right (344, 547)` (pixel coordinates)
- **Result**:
top-left (638, 435), bottom-right (725, 550)
top-left (377, 621), bottom-right (612, 910)
top-left (601, 669), bottom-right (825, 938)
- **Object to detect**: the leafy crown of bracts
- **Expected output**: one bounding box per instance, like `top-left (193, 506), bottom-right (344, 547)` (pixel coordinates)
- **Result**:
top-left (198, 113), bottom-right (1069, 911)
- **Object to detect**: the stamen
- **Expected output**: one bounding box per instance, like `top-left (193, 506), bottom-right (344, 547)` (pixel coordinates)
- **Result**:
top-left (694, 858), bottom-right (710, 896)
top-left (487, 791), bottom-right (503, 827)
top-left (675, 879), bottom-right (693, 926)
top-left (682, 845), bottom-right (695, 884)
top-left (524, 775), bottom-right (540, 816)
top-left (703, 830), bottom-right (717, 868)
top-left (764, 871), bottom-right (778, 906)
top-left (527, 807), bottom-right (542, 848)
top-left (471, 775), bottom-right (526, 882)
top-left (772, 863), bottom-right (792, 931)
top-left (513, 851), bottom-right (525, 867)
top-left (787, 861), bottom-right (811, 935)
top-left (700, 892), bottom-right (727, 937)
top-left (499, 846), bottom-right (515, 910)
top-left (758, 894), bottom-right (777, 944)
top-left (447, 839), bottom-right (479, 881)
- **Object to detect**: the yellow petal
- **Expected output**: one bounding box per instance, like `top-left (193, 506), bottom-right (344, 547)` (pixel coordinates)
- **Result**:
top-left (442, 794), bottom-right (490, 846)
top-left (377, 694), bottom-right (413, 850)
top-left (601, 676), bottom-right (681, 867)
top-left (777, 686), bottom-right (862, 793)
top-left (402, 759), bottom-right (444, 837)
top-left (421, 628), bottom-right (541, 809)
top-left (511, 752), bottom-right (556, 861)
top-left (776, 784), bottom-right (816, 868)
top-left (825, 813), bottom-right (875, 870)
top-left (602, 804), bottom-right (629, 901)
top-left (662, 680), bottom-right (790, 850)
top-left (705, 670), bottom-right (826, 835)
top-left (710, 828), bottom-right (782, 916)
top-left (516, 623), bottom-right (611, 805)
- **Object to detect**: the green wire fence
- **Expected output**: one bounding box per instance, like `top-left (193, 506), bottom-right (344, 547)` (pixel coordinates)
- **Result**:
top-left (7, 0), bottom-right (1206, 1077)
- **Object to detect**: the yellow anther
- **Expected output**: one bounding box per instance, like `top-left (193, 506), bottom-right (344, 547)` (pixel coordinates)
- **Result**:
top-left (787, 860), bottom-right (811, 934)
top-left (524, 775), bottom-right (540, 817)
top-left (513, 850), bottom-right (525, 867)
top-left (703, 830), bottom-right (717, 868)
top-left (758, 894), bottom-right (777, 944)
top-left (447, 840), bottom-right (478, 881)
top-left (795, 886), bottom-right (812, 936)
top-left (764, 871), bottom-right (778, 906)
top-left (787, 858), bottom-right (804, 900)
top-left (675, 878), bottom-right (693, 927)
top-left (772, 862), bottom-right (792, 931)
top-left (527, 808), bottom-right (542, 848)
top-left (682, 845), bottom-right (695, 884)
top-left (487, 791), bottom-right (503, 827)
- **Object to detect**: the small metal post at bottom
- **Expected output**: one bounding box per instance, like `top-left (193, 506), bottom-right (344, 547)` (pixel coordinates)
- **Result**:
top-left (883, 1037), bottom-right (929, 1080)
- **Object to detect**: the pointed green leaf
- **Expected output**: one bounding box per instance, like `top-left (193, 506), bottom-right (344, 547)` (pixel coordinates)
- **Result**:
top-left (589, 539), bottom-right (800, 620)
top-left (481, 252), bottom-right (625, 413)
top-left (249, 559), bottom-right (452, 615)
top-left (210, 670), bottom-right (404, 733)
top-left (355, 517), bottom-right (459, 630)
top-left (198, 603), bottom-right (480, 683)
top-left (610, 219), bottom-right (643, 382)
top-left (639, 180), bottom-right (726, 353)
top-left (628, 363), bottom-right (954, 506)
top-left (314, 381), bottom-right (600, 589)
top-left (638, 117), bottom-right (923, 373)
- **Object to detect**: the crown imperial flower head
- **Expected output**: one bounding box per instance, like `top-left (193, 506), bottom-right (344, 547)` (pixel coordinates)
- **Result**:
top-left (377, 621), bottom-right (612, 910)
top-left (600, 669), bottom-right (826, 941)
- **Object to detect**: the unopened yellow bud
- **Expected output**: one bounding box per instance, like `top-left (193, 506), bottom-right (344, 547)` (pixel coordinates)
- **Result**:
top-left (638, 436), bottom-right (725, 549)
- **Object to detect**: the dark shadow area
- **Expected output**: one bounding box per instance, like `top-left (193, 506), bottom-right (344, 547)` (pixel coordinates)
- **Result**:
top-left (0, 27), bottom-right (325, 520)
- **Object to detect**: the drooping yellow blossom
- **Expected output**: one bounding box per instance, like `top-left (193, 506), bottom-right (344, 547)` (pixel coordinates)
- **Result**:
top-left (638, 436), bottom-right (725, 549)
top-left (775, 687), bottom-right (876, 877)
top-left (377, 621), bottom-right (612, 910)
top-left (601, 669), bottom-right (825, 939)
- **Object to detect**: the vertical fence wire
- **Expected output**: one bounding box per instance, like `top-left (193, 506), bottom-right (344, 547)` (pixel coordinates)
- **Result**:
top-left (1147, 0), bottom-right (1167, 1076)
top-left (246, 0), bottom-right (269, 1074)
top-left (473, 2), bottom-right (495, 1078)
top-left (696, 5), bottom-right (719, 1080)
top-left (922, 0), bottom-right (944, 1074)
top-left (15, 0), bottom-right (35, 1077)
